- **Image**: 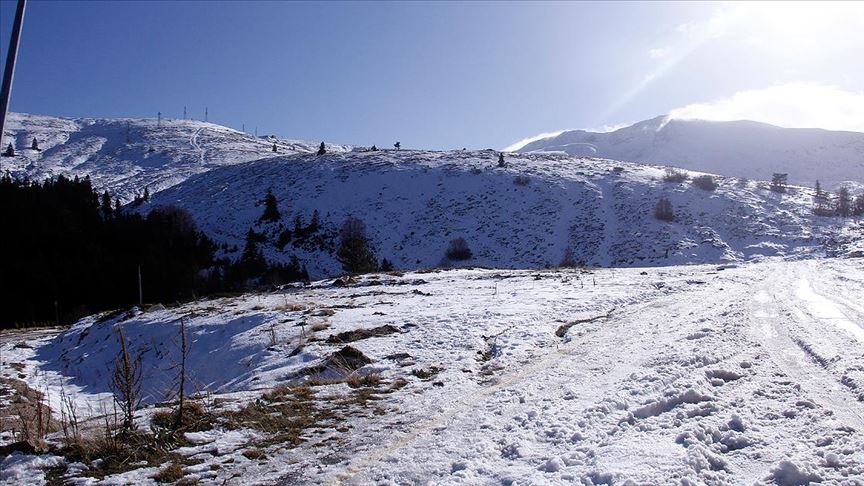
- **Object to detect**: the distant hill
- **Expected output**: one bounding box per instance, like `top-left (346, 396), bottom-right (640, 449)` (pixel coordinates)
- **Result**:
top-left (0, 112), bottom-right (350, 201)
top-left (514, 116), bottom-right (864, 187)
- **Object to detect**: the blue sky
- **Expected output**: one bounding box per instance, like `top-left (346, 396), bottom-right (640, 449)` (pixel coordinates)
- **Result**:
top-left (1, 1), bottom-right (862, 149)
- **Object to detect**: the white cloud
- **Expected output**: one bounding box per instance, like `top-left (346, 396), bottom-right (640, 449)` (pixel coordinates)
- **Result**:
top-left (648, 47), bottom-right (670, 59)
top-left (503, 129), bottom-right (568, 152)
top-left (503, 123), bottom-right (633, 152)
top-left (669, 83), bottom-right (864, 132)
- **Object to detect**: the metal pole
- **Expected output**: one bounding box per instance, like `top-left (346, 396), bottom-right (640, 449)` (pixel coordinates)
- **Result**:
top-left (0, 0), bottom-right (27, 145)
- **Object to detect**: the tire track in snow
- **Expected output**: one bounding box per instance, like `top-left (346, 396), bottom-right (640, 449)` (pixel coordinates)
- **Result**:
top-left (748, 266), bottom-right (864, 430)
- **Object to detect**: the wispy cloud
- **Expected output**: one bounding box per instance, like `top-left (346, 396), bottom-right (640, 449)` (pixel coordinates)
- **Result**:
top-left (669, 83), bottom-right (864, 132)
top-left (503, 130), bottom-right (568, 152)
top-left (503, 123), bottom-right (632, 152)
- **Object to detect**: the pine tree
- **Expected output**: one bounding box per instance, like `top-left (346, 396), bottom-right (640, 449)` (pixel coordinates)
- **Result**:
top-left (309, 209), bottom-right (320, 232)
top-left (380, 258), bottom-right (393, 272)
top-left (336, 216), bottom-right (378, 274)
top-left (393, 141), bottom-right (401, 150)
top-left (259, 189), bottom-right (281, 222)
top-left (31, 138), bottom-right (39, 151)
top-left (2, 143), bottom-right (13, 157)
top-left (240, 228), bottom-right (267, 277)
top-left (370, 145), bottom-right (378, 151)
top-left (293, 214), bottom-right (303, 234)
top-left (143, 186), bottom-right (150, 202)
top-left (498, 153), bottom-right (506, 167)
top-left (272, 142), bottom-right (278, 153)
top-left (835, 187), bottom-right (852, 217)
top-left (770, 173), bottom-right (788, 193)
top-left (317, 142), bottom-right (326, 155)
top-left (100, 191), bottom-right (113, 219)
top-left (813, 181), bottom-right (830, 216)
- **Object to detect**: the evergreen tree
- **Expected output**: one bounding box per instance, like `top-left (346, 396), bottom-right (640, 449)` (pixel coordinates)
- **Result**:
top-left (813, 181), bottom-right (831, 216)
top-left (370, 145), bottom-right (378, 151)
top-left (498, 153), bottom-right (506, 167)
top-left (114, 197), bottom-right (122, 213)
top-left (336, 216), bottom-right (378, 274)
top-left (240, 227), bottom-right (268, 277)
top-left (100, 191), bottom-right (113, 219)
top-left (380, 258), bottom-right (393, 272)
top-left (2, 143), bottom-right (13, 157)
top-left (393, 141), bottom-right (401, 150)
top-left (309, 209), bottom-right (320, 232)
top-left (770, 173), bottom-right (788, 193)
top-left (317, 142), bottom-right (326, 155)
top-left (259, 189), bottom-right (281, 222)
top-left (31, 138), bottom-right (40, 151)
top-left (836, 187), bottom-right (852, 217)
top-left (272, 142), bottom-right (278, 153)
top-left (143, 186), bottom-right (150, 202)
top-left (293, 214), bottom-right (303, 234)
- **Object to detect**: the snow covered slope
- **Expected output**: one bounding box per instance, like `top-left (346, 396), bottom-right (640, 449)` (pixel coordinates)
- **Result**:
top-left (143, 149), bottom-right (862, 277)
top-left (515, 117), bottom-right (864, 187)
top-left (3, 259), bottom-right (864, 484)
top-left (0, 112), bottom-right (350, 200)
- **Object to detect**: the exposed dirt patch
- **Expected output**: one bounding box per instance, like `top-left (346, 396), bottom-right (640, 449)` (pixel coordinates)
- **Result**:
top-left (326, 325), bottom-right (400, 344)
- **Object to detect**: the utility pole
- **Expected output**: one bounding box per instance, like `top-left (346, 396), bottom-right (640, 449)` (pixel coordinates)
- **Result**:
top-left (0, 0), bottom-right (27, 145)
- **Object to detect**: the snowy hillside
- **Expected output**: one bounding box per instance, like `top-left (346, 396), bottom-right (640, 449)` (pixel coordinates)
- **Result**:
top-left (3, 259), bottom-right (863, 484)
top-left (142, 149), bottom-right (862, 278)
top-left (515, 116), bottom-right (864, 187)
top-left (0, 112), bottom-right (351, 201)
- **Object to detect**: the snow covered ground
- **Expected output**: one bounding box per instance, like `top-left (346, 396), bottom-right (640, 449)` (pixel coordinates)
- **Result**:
top-left (3, 258), bottom-right (863, 484)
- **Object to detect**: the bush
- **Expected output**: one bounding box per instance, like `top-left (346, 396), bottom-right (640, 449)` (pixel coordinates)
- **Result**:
top-left (663, 168), bottom-right (688, 183)
top-left (336, 216), bottom-right (378, 274)
top-left (513, 175), bottom-right (530, 186)
top-left (654, 197), bottom-right (675, 221)
top-left (691, 175), bottom-right (717, 191)
top-left (445, 237), bottom-right (472, 260)
top-left (559, 246), bottom-right (580, 268)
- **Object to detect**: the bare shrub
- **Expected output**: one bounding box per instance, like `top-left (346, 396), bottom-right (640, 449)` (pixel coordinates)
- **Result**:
top-left (112, 327), bottom-right (142, 431)
top-left (654, 197), bottom-right (675, 221)
top-left (691, 174), bottom-right (717, 191)
top-left (153, 462), bottom-right (184, 483)
top-left (559, 246), bottom-right (580, 268)
top-left (663, 168), bottom-right (688, 183)
top-left (445, 237), bottom-right (472, 261)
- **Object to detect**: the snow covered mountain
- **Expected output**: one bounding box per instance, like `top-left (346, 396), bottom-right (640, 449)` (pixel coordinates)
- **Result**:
top-left (0, 112), bottom-right (351, 201)
top-left (2, 112), bottom-right (860, 278)
top-left (514, 117), bottom-right (864, 187)
top-left (143, 149), bottom-right (861, 278)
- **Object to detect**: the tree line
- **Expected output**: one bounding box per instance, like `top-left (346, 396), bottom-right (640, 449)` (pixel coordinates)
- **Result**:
top-left (0, 175), bottom-right (308, 328)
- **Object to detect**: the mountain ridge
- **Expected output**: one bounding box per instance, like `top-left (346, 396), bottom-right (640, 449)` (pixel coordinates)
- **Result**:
top-left (514, 116), bottom-right (864, 187)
